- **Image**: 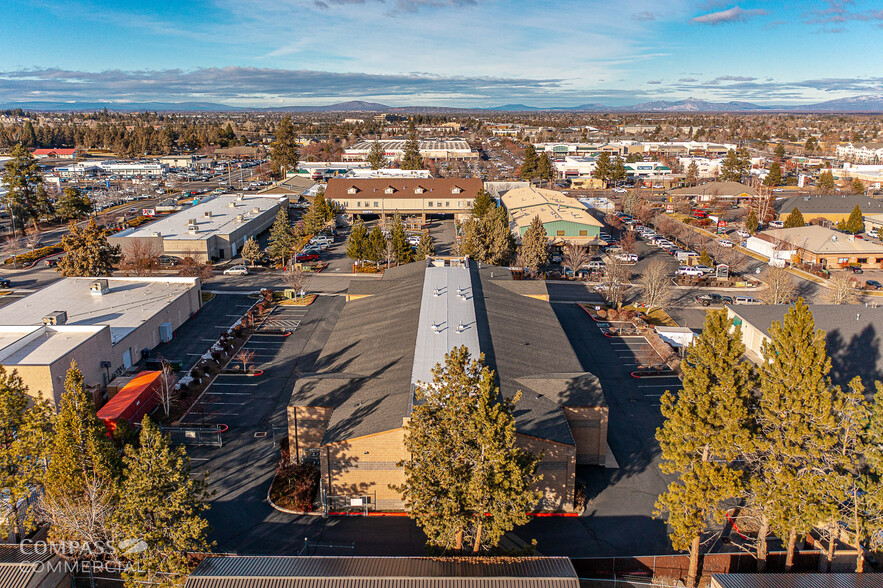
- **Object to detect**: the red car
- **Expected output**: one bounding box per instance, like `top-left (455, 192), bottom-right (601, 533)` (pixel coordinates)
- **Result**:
top-left (295, 252), bottom-right (319, 262)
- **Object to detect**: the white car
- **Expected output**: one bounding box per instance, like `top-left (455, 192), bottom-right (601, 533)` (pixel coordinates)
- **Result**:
top-left (612, 187), bottom-right (627, 193)
top-left (676, 266), bottom-right (703, 277)
top-left (223, 265), bottom-right (249, 276)
top-left (614, 253), bottom-right (638, 263)
top-left (693, 265), bottom-right (715, 274)
top-left (587, 260), bottom-right (606, 271)
top-left (719, 240), bottom-right (734, 248)
top-left (768, 220), bottom-right (784, 228)
top-left (736, 229), bottom-right (751, 239)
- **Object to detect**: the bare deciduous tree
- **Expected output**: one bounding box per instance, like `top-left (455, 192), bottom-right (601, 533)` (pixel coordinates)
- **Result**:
top-left (177, 247), bottom-right (213, 281)
top-left (601, 255), bottom-right (631, 309)
top-left (619, 230), bottom-right (637, 253)
top-left (155, 361), bottom-right (178, 418)
top-left (38, 477), bottom-right (116, 560)
top-left (561, 242), bottom-right (588, 278)
top-left (120, 240), bottom-right (161, 276)
top-left (825, 272), bottom-right (861, 305)
top-left (283, 266), bottom-right (307, 299)
top-left (760, 266), bottom-right (797, 304)
top-left (234, 348), bottom-right (256, 373)
top-left (640, 258), bottom-right (672, 311)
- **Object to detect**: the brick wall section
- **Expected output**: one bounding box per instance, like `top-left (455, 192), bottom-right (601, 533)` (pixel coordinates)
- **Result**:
top-left (287, 406), bottom-right (333, 462)
top-left (517, 434), bottom-right (576, 512)
top-left (320, 428), bottom-right (409, 511)
top-left (563, 406), bottom-right (608, 465)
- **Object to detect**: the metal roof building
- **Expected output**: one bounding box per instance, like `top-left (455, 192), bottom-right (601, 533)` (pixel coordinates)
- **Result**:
top-left (711, 573), bottom-right (879, 588)
top-left (288, 258), bottom-right (608, 512)
top-left (501, 186), bottom-right (604, 245)
top-left (185, 556), bottom-right (580, 588)
top-left (343, 139), bottom-right (477, 162)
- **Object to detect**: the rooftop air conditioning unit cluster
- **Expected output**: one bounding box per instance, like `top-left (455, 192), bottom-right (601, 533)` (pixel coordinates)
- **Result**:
top-left (90, 280), bottom-right (109, 296)
top-left (42, 311), bottom-right (67, 326)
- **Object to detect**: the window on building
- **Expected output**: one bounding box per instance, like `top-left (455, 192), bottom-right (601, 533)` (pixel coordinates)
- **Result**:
top-left (374, 202), bottom-right (379, 208)
top-left (356, 201), bottom-right (361, 207)
top-left (445, 201), bottom-right (450, 207)
top-left (556, 230), bottom-right (565, 236)
top-left (857, 258), bottom-right (868, 264)
top-left (838, 257), bottom-right (849, 264)
top-left (385, 188), bottom-right (394, 194)
top-left (428, 201), bottom-right (433, 207)
top-left (579, 230), bottom-right (588, 236)
top-left (877, 258), bottom-right (883, 264)
top-left (347, 187), bottom-right (357, 194)
top-left (437, 202), bottom-right (442, 208)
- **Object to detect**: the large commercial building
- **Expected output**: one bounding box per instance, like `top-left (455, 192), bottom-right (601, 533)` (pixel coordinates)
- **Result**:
top-left (752, 225), bottom-right (883, 268)
top-left (343, 139), bottom-right (477, 162)
top-left (109, 193), bottom-right (285, 262)
top-left (500, 186), bottom-right (604, 245)
top-left (288, 258), bottom-right (609, 513)
top-left (775, 193), bottom-right (883, 226)
top-left (0, 277), bottom-right (201, 406)
top-left (324, 177), bottom-right (483, 221)
top-left (668, 180), bottom-right (757, 203)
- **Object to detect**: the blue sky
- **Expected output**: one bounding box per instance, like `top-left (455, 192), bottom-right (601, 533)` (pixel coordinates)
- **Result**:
top-left (2, 0), bottom-right (883, 107)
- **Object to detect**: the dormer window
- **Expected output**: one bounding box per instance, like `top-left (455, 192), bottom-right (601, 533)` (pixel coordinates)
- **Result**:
top-left (414, 187), bottom-right (424, 194)
top-left (451, 186), bottom-right (462, 194)
top-left (347, 187), bottom-right (359, 194)
top-left (384, 186), bottom-right (396, 194)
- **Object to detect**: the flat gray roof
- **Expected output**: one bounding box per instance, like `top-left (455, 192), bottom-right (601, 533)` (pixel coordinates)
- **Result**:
top-left (0, 325), bottom-right (107, 365)
top-left (0, 277), bottom-right (199, 345)
top-left (347, 139), bottom-right (472, 152)
top-left (118, 193), bottom-right (284, 241)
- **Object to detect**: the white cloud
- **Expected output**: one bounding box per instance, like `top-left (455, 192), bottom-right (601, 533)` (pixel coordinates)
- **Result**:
top-left (691, 6), bottom-right (768, 25)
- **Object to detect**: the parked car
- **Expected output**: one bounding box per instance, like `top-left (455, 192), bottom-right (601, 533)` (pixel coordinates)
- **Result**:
top-left (587, 260), bottom-right (606, 271)
top-left (695, 293), bottom-right (733, 307)
top-left (867, 280), bottom-right (883, 290)
top-left (847, 266), bottom-right (864, 274)
top-left (158, 255), bottom-right (180, 267)
top-left (677, 266), bottom-right (704, 277)
top-left (718, 239), bottom-right (734, 248)
top-left (736, 229), bottom-right (751, 239)
top-left (734, 296), bottom-right (761, 305)
top-left (613, 252), bottom-right (638, 263)
top-left (693, 265), bottom-right (715, 275)
top-left (769, 220), bottom-right (784, 228)
top-left (223, 265), bottom-right (249, 276)
top-left (0, 278), bottom-right (11, 288)
top-left (612, 187), bottom-right (627, 193)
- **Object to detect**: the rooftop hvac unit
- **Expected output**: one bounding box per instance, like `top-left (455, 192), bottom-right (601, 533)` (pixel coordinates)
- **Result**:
top-left (236, 194), bottom-right (244, 201)
top-left (204, 211), bottom-right (212, 218)
top-left (228, 202), bottom-right (237, 208)
top-left (188, 226), bottom-right (199, 234)
top-left (42, 311), bottom-right (67, 326)
top-left (90, 280), bottom-right (109, 296)
top-left (188, 218), bottom-right (197, 225)
top-left (151, 232), bottom-right (161, 237)
top-left (252, 208), bottom-right (260, 213)
top-left (235, 215), bottom-right (244, 222)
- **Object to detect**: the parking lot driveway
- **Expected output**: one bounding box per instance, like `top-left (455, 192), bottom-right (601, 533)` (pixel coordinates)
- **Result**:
top-left (151, 294), bottom-right (254, 372)
top-left (518, 303), bottom-right (675, 557)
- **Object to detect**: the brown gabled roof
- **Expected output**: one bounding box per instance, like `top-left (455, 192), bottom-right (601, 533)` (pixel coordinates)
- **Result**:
top-left (325, 177), bottom-right (483, 200)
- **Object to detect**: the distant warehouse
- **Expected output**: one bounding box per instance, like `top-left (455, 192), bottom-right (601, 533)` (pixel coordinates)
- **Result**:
top-left (324, 177), bottom-right (483, 222)
top-left (343, 139), bottom-right (477, 162)
top-left (109, 193), bottom-right (285, 262)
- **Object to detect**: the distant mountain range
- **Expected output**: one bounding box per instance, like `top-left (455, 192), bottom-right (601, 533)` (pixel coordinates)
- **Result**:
top-left (6, 95), bottom-right (883, 113)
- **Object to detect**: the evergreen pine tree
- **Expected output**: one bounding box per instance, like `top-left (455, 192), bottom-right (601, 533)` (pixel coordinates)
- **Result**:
top-left (345, 217), bottom-right (368, 263)
top-left (610, 156), bottom-right (627, 185)
top-left (267, 207), bottom-right (295, 264)
top-left (485, 205), bottom-right (515, 266)
top-left (686, 161), bottom-right (699, 186)
top-left (720, 149), bottom-right (745, 182)
top-left (752, 300), bottom-right (842, 571)
top-left (367, 140), bottom-right (387, 170)
top-left (520, 144), bottom-right (539, 179)
top-left (366, 225), bottom-right (386, 267)
top-left (655, 311), bottom-right (755, 587)
top-left (471, 189), bottom-right (495, 217)
top-left (241, 237), bottom-right (262, 266)
top-left (763, 162), bottom-right (783, 186)
top-left (42, 362), bottom-right (120, 549)
top-left (774, 143), bottom-right (786, 160)
top-left (844, 205), bottom-right (864, 234)
top-left (746, 209), bottom-right (759, 234)
top-left (519, 215), bottom-right (549, 274)
top-left (783, 208), bottom-right (805, 228)
top-left (817, 170), bottom-right (836, 194)
top-left (401, 120), bottom-right (424, 170)
top-left (270, 116), bottom-right (299, 178)
top-left (302, 194), bottom-right (328, 235)
top-left (851, 178), bottom-right (866, 195)
top-left (537, 154), bottom-right (553, 186)
top-left (0, 367), bottom-right (53, 541)
top-left (113, 417), bottom-right (212, 587)
top-left (697, 250), bottom-right (713, 267)
top-left (396, 346), bottom-right (542, 552)
top-left (57, 218), bottom-right (121, 277)
top-left (593, 152), bottom-right (611, 184)
top-left (1, 143), bottom-right (43, 233)
top-left (56, 187), bottom-right (92, 220)
top-left (389, 213), bottom-right (412, 264)
top-left (415, 230), bottom-right (435, 260)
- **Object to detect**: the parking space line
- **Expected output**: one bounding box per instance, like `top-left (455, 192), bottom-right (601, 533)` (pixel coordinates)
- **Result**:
top-left (210, 382), bottom-right (261, 386)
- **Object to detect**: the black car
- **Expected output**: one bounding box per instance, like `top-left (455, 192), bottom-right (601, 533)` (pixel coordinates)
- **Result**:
top-left (0, 278), bottom-right (11, 288)
top-left (847, 266), bottom-right (864, 274)
top-left (867, 280), bottom-right (883, 290)
top-left (695, 293), bottom-right (733, 307)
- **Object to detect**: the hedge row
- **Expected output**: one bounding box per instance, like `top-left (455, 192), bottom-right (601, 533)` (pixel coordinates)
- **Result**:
top-left (3, 244), bottom-right (64, 265)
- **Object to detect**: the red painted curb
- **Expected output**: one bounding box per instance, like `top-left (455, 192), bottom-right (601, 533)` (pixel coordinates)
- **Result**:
top-left (217, 424), bottom-right (229, 434)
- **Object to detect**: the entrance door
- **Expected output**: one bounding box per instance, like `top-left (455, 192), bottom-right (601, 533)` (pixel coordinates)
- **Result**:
top-left (122, 348), bottom-right (132, 368)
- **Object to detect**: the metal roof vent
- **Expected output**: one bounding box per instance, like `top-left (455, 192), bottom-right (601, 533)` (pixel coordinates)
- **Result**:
top-left (90, 280), bottom-right (109, 296)
top-left (42, 311), bottom-right (67, 326)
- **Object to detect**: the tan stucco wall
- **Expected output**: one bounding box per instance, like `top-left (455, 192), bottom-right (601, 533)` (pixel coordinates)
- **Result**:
top-left (563, 406), bottom-right (608, 466)
top-left (288, 405), bottom-right (333, 462)
top-left (517, 434), bottom-right (576, 512)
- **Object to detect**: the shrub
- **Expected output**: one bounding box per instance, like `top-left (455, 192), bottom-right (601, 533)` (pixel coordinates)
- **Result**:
top-left (3, 244), bottom-right (64, 265)
top-left (272, 462), bottom-right (320, 512)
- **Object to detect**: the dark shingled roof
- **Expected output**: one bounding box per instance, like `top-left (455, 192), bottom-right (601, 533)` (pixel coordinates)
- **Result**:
top-left (728, 303), bottom-right (883, 388)
top-left (291, 260), bottom-right (603, 446)
top-left (186, 556), bottom-right (579, 588)
top-left (776, 193), bottom-right (883, 216)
